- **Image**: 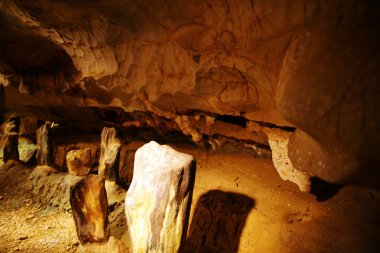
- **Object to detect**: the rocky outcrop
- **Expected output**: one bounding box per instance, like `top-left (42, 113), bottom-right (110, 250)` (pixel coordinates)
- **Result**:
top-left (98, 127), bottom-right (121, 181)
top-left (0, 85), bottom-right (4, 123)
top-left (0, 0), bottom-right (379, 189)
top-left (125, 141), bottom-right (196, 253)
top-left (70, 175), bottom-right (110, 244)
top-left (276, 0), bottom-right (380, 187)
top-left (264, 128), bottom-right (311, 192)
top-left (2, 117), bottom-right (19, 162)
top-left (66, 148), bottom-right (92, 176)
top-left (36, 122), bottom-right (56, 166)
top-left (18, 136), bottom-right (36, 163)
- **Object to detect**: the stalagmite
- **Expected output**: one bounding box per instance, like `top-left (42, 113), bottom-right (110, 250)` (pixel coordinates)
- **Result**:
top-left (98, 127), bottom-right (121, 181)
top-left (2, 117), bottom-right (20, 162)
top-left (125, 141), bottom-right (196, 253)
top-left (66, 148), bottom-right (92, 176)
top-left (264, 128), bottom-right (311, 192)
top-left (36, 122), bottom-right (56, 166)
top-left (70, 174), bottom-right (110, 244)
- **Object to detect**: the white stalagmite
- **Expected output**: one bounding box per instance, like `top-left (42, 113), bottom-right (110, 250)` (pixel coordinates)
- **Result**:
top-left (125, 141), bottom-right (196, 253)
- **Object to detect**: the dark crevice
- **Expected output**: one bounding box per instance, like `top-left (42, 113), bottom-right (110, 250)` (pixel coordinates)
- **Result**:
top-left (253, 120), bottom-right (296, 132)
top-left (310, 177), bottom-right (343, 201)
top-left (215, 115), bottom-right (247, 128)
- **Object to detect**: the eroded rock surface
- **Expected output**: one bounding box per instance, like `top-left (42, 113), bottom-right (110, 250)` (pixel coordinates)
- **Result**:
top-left (36, 122), bottom-right (55, 166)
top-left (66, 148), bottom-right (92, 176)
top-left (265, 128), bottom-right (311, 192)
top-left (0, 0), bottom-right (379, 189)
top-left (125, 141), bottom-right (196, 253)
top-left (70, 174), bottom-right (110, 244)
top-left (98, 127), bottom-right (121, 181)
top-left (2, 117), bottom-right (19, 162)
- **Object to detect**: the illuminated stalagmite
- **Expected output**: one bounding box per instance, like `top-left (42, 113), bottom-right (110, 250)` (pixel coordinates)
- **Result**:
top-left (125, 141), bottom-right (196, 253)
top-left (70, 174), bottom-right (110, 244)
top-left (98, 127), bottom-right (121, 181)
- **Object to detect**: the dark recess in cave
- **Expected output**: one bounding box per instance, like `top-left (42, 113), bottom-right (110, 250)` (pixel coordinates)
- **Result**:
top-left (215, 115), bottom-right (247, 128)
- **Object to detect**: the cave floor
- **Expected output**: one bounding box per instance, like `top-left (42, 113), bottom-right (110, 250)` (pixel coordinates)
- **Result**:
top-left (1, 142), bottom-right (380, 253)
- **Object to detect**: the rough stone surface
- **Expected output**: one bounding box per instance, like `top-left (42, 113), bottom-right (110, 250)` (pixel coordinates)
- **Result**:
top-left (70, 174), bottom-right (110, 244)
top-left (36, 122), bottom-right (55, 166)
top-left (0, 0), bottom-right (379, 189)
top-left (29, 165), bottom-right (82, 211)
top-left (54, 142), bottom-right (99, 171)
top-left (2, 117), bottom-right (19, 162)
top-left (125, 141), bottom-right (196, 253)
top-left (18, 136), bottom-right (37, 163)
top-left (118, 146), bottom-right (135, 188)
top-left (276, 0), bottom-right (380, 187)
top-left (0, 85), bottom-right (4, 123)
top-left (264, 128), bottom-right (311, 192)
top-left (98, 127), bottom-right (121, 181)
top-left (66, 148), bottom-right (92, 176)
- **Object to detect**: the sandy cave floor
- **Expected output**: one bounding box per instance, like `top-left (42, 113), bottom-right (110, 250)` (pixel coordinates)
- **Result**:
top-left (0, 142), bottom-right (380, 253)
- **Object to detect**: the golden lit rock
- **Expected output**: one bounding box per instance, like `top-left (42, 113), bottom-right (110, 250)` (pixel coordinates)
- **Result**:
top-left (70, 174), bottom-right (110, 244)
top-left (98, 127), bottom-right (121, 181)
top-left (265, 128), bottom-right (311, 192)
top-left (125, 141), bottom-right (196, 253)
top-left (66, 148), bottom-right (92, 176)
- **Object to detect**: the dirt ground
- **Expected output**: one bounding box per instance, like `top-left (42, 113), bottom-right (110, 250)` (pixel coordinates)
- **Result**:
top-left (1, 143), bottom-right (380, 252)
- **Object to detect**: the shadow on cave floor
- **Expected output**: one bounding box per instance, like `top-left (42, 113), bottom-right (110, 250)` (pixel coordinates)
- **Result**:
top-left (184, 190), bottom-right (254, 253)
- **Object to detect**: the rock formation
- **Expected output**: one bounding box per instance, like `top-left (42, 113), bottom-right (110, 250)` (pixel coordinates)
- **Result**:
top-left (2, 117), bottom-right (19, 162)
top-left (125, 141), bottom-right (196, 253)
top-left (264, 128), bottom-right (311, 192)
top-left (66, 148), bottom-right (92, 176)
top-left (36, 122), bottom-right (56, 166)
top-left (70, 174), bottom-right (110, 244)
top-left (0, 85), bottom-right (4, 123)
top-left (0, 0), bottom-right (379, 188)
top-left (98, 127), bottom-right (121, 181)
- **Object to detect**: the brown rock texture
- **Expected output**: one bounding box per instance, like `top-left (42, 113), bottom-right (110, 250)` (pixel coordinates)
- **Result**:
top-left (66, 148), bottom-right (92, 176)
top-left (98, 127), bottom-right (121, 181)
top-left (36, 122), bottom-right (55, 166)
top-left (70, 174), bottom-right (110, 244)
top-left (264, 128), bottom-right (311, 192)
top-left (2, 117), bottom-right (19, 162)
top-left (276, 0), bottom-right (380, 186)
top-left (125, 141), bottom-right (196, 253)
top-left (0, 0), bottom-right (379, 188)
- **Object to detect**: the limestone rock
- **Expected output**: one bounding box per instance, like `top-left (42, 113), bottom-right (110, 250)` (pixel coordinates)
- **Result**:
top-left (2, 117), bottom-right (19, 162)
top-left (98, 127), bottom-right (121, 181)
top-left (0, 85), bottom-right (4, 123)
top-left (36, 122), bottom-right (57, 166)
top-left (118, 146), bottom-right (135, 188)
top-left (70, 174), bottom-right (110, 244)
top-left (125, 141), bottom-right (196, 253)
top-left (264, 128), bottom-right (311, 192)
top-left (66, 148), bottom-right (92, 176)
top-left (18, 136), bottom-right (37, 163)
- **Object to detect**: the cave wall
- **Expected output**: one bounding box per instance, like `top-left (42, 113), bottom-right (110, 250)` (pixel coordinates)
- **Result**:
top-left (0, 0), bottom-right (379, 189)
